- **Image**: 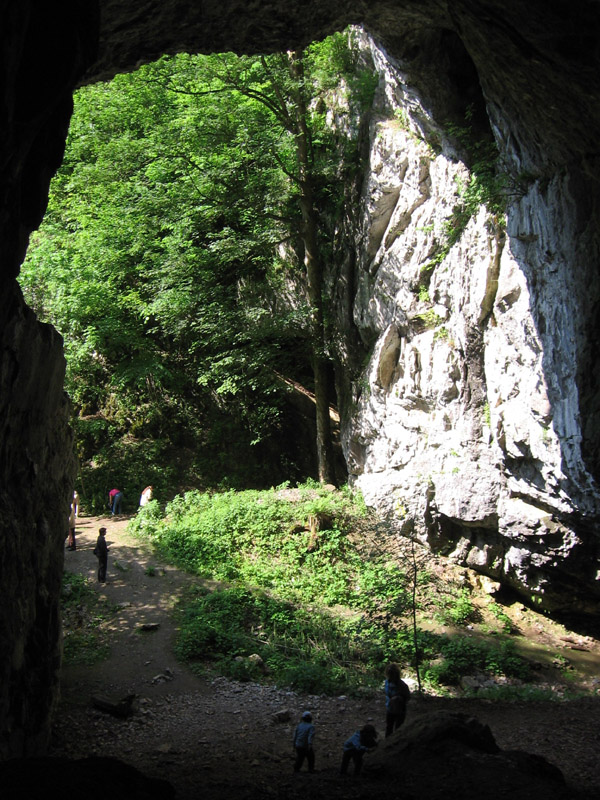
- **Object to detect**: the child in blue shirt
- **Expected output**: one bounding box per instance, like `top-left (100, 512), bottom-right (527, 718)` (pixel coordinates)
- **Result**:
top-left (340, 723), bottom-right (378, 775)
top-left (293, 710), bottom-right (315, 773)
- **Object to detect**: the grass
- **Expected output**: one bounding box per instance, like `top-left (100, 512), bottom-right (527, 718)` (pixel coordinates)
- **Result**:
top-left (173, 584), bottom-right (394, 693)
top-left (423, 635), bottom-right (531, 687)
top-left (128, 482), bottom-right (590, 698)
top-left (59, 487), bottom-right (593, 699)
top-left (63, 629), bottom-right (111, 666)
top-left (435, 587), bottom-right (478, 626)
top-left (61, 571), bottom-right (113, 666)
top-left (129, 483), bottom-right (404, 614)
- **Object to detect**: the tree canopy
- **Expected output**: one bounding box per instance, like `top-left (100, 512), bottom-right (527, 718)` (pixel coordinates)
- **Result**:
top-left (19, 29), bottom-right (377, 509)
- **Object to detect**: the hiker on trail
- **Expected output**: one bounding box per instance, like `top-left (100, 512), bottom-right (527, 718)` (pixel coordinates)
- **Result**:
top-left (66, 490), bottom-right (79, 550)
top-left (108, 487), bottom-right (123, 515)
top-left (340, 723), bottom-right (378, 776)
top-left (384, 663), bottom-right (410, 737)
top-left (139, 485), bottom-right (153, 507)
top-left (94, 527), bottom-right (109, 583)
top-left (293, 710), bottom-right (315, 773)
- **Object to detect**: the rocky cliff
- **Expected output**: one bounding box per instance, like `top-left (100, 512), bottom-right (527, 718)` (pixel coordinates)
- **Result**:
top-left (341, 36), bottom-right (600, 619)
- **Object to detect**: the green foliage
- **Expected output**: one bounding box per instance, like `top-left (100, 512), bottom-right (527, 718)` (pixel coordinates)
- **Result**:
top-left (61, 571), bottom-right (95, 607)
top-left (483, 401), bottom-right (491, 427)
top-left (488, 601), bottom-right (513, 633)
top-left (132, 485), bottom-right (555, 696)
top-left (433, 326), bottom-right (450, 343)
top-left (418, 107), bottom-right (508, 281)
top-left (415, 309), bottom-right (443, 329)
top-left (551, 653), bottom-right (570, 671)
top-left (132, 484), bottom-right (422, 693)
top-left (425, 635), bottom-right (531, 686)
top-left (445, 106), bottom-right (508, 222)
top-left (130, 483), bottom-right (400, 612)
top-left (61, 571), bottom-right (112, 666)
top-left (472, 685), bottom-right (582, 703)
top-left (393, 109), bottom-right (410, 129)
top-left (175, 585), bottom-right (395, 693)
top-left (63, 630), bottom-right (110, 667)
top-left (436, 587), bottom-right (477, 626)
top-left (19, 30), bottom-right (377, 495)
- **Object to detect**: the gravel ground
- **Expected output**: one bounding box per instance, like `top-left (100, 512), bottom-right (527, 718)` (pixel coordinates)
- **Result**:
top-left (52, 515), bottom-right (600, 799)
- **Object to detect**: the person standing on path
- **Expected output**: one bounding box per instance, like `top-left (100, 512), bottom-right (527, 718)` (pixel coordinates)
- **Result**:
top-left (94, 527), bottom-right (109, 583)
top-left (384, 663), bottom-right (410, 737)
top-left (139, 485), bottom-right (153, 507)
top-left (67, 490), bottom-right (79, 550)
top-left (108, 487), bottom-right (123, 515)
top-left (293, 710), bottom-right (315, 773)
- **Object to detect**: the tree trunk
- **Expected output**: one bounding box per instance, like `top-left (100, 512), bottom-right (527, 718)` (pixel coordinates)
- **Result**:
top-left (288, 50), bottom-right (336, 485)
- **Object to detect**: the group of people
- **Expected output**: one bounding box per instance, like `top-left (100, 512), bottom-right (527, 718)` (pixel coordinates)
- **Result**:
top-left (66, 484), bottom-right (154, 583)
top-left (293, 663), bottom-right (410, 776)
top-left (109, 484), bottom-right (153, 515)
top-left (67, 485), bottom-right (410, 766)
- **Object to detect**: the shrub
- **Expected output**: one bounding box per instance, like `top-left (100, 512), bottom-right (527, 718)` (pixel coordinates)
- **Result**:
top-left (129, 483), bottom-right (399, 613)
top-left (424, 635), bottom-right (531, 686)
top-left (279, 661), bottom-right (346, 694)
top-left (172, 584), bottom-right (410, 694)
top-left (488, 601), bottom-right (513, 633)
top-left (436, 587), bottom-right (477, 626)
top-left (130, 482), bottom-right (544, 697)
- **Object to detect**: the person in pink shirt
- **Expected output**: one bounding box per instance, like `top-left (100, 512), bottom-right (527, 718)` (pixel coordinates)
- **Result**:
top-left (108, 487), bottom-right (123, 515)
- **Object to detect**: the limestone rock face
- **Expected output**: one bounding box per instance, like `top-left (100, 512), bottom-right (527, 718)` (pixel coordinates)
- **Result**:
top-left (343, 39), bottom-right (600, 617)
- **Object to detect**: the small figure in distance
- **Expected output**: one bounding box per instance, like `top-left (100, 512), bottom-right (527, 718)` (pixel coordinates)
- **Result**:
top-left (293, 710), bottom-right (315, 773)
top-left (139, 485), bottom-right (153, 507)
top-left (93, 526), bottom-right (109, 583)
top-left (384, 663), bottom-right (411, 737)
top-left (340, 723), bottom-right (378, 776)
top-left (66, 489), bottom-right (79, 550)
top-left (108, 487), bottom-right (123, 515)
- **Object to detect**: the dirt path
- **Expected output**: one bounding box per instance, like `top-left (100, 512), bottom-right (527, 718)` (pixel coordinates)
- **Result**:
top-left (53, 515), bottom-right (600, 799)
top-left (61, 513), bottom-right (203, 701)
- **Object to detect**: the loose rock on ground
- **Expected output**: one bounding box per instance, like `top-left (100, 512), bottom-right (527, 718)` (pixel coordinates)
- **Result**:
top-left (51, 515), bottom-right (600, 799)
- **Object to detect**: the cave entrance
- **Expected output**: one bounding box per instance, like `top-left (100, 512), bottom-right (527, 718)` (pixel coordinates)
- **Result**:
top-left (18, 36), bottom-right (370, 507)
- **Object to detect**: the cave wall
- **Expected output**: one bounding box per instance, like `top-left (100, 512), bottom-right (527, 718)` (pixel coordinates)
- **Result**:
top-left (1, 0), bottom-right (600, 758)
top-left (0, 0), bottom-right (98, 760)
top-left (0, 286), bottom-right (73, 757)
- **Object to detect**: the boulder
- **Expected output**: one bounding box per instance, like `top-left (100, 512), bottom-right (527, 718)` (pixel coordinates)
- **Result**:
top-left (366, 711), bottom-right (575, 799)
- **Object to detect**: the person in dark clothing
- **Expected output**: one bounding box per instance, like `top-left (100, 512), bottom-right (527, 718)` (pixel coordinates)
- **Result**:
top-left (384, 663), bottom-right (410, 737)
top-left (293, 710), bottom-right (315, 773)
top-left (94, 527), bottom-right (109, 583)
top-left (340, 723), bottom-right (378, 776)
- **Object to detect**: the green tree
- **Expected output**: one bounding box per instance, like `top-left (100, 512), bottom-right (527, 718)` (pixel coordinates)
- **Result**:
top-left (19, 30), bottom-right (376, 497)
top-left (160, 32), bottom-right (372, 482)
